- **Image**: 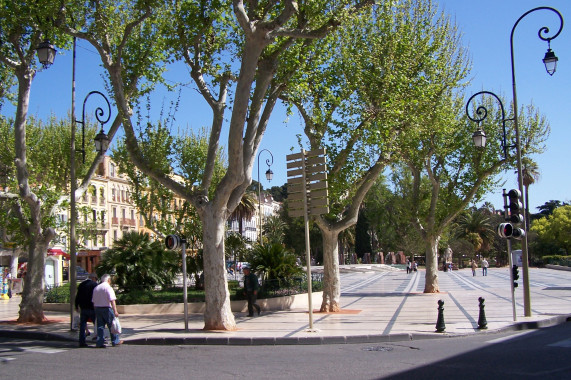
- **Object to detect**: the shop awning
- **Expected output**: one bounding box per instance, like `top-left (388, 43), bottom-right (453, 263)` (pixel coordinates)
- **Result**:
top-left (47, 248), bottom-right (71, 259)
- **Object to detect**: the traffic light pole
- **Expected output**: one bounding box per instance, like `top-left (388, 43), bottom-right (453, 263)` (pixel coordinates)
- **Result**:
top-left (507, 239), bottom-right (517, 322)
top-left (502, 190), bottom-right (517, 321)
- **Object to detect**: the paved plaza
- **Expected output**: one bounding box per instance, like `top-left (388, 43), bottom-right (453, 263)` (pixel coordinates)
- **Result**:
top-left (1, 266), bottom-right (570, 345)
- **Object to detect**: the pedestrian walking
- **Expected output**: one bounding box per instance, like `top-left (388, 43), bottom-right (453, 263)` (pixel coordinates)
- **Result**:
top-left (75, 273), bottom-right (98, 347)
top-left (92, 274), bottom-right (122, 347)
top-left (4, 268), bottom-right (12, 298)
top-left (482, 258), bottom-right (489, 276)
top-left (242, 265), bottom-right (261, 317)
top-left (413, 261), bottom-right (418, 272)
top-left (406, 260), bottom-right (411, 274)
top-left (471, 260), bottom-right (477, 276)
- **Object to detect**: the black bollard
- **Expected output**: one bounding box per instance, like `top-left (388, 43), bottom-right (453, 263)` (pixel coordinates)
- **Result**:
top-left (435, 299), bottom-right (446, 332)
top-left (477, 297), bottom-right (488, 329)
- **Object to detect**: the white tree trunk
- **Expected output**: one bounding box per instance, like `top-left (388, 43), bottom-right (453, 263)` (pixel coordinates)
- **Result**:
top-left (18, 240), bottom-right (49, 322)
top-left (423, 236), bottom-right (440, 293)
top-left (202, 209), bottom-right (236, 330)
top-left (320, 229), bottom-right (341, 312)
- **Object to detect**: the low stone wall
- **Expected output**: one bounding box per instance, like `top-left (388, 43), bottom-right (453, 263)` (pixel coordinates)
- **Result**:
top-left (44, 291), bottom-right (324, 315)
top-left (546, 264), bottom-right (571, 272)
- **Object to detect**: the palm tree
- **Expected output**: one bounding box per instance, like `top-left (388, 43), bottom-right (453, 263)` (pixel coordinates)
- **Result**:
top-left (453, 209), bottom-right (496, 259)
top-left (263, 215), bottom-right (286, 244)
top-left (229, 192), bottom-right (257, 237)
top-left (519, 158), bottom-right (541, 231)
top-left (96, 231), bottom-right (179, 292)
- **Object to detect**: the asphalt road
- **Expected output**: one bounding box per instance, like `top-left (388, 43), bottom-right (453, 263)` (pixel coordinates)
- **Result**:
top-left (1, 322), bottom-right (569, 380)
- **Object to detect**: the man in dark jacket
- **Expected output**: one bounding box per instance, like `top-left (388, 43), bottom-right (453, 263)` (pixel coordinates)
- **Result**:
top-left (243, 265), bottom-right (261, 317)
top-left (75, 273), bottom-right (98, 347)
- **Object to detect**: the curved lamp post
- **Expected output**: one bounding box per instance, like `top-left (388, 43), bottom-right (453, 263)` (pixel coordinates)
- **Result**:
top-left (69, 90), bottom-right (111, 329)
top-left (510, 7), bottom-right (563, 317)
top-left (257, 149), bottom-right (274, 244)
top-left (465, 90), bottom-right (514, 160)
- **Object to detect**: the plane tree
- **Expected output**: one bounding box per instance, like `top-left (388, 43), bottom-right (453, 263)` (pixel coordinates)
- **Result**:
top-left (56, 0), bottom-right (375, 330)
top-left (398, 96), bottom-right (549, 292)
top-left (279, 0), bottom-right (471, 310)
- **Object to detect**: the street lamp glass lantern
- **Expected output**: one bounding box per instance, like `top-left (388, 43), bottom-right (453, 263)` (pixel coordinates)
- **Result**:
top-left (265, 168), bottom-right (274, 181)
top-left (36, 40), bottom-right (57, 68)
top-left (94, 128), bottom-right (110, 153)
top-left (543, 49), bottom-right (558, 76)
top-left (472, 128), bottom-right (486, 148)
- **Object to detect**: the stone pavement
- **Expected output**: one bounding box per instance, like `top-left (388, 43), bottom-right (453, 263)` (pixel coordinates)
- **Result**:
top-left (1, 266), bottom-right (570, 346)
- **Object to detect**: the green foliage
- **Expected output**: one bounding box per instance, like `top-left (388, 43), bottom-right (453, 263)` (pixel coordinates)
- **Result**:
top-left (452, 208), bottom-right (496, 255)
top-left (246, 243), bottom-right (302, 281)
top-left (263, 215), bottom-right (287, 245)
top-left (362, 176), bottom-right (423, 255)
top-left (0, 115), bottom-right (96, 247)
top-left (44, 282), bottom-right (71, 303)
top-left (112, 110), bottom-right (226, 241)
top-left (225, 233), bottom-right (249, 262)
top-left (530, 205), bottom-right (571, 255)
top-left (355, 210), bottom-right (372, 257)
top-left (96, 231), bottom-right (180, 292)
top-left (540, 255), bottom-right (571, 267)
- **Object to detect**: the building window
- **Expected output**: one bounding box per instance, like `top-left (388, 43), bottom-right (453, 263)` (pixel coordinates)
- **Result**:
top-left (110, 162), bottom-right (116, 177)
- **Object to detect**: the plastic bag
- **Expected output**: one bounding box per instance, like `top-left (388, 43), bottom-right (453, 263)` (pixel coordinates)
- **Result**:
top-left (111, 317), bottom-right (122, 334)
top-left (72, 315), bottom-right (80, 331)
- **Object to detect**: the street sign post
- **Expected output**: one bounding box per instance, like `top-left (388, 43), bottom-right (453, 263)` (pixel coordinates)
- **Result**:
top-left (286, 148), bottom-right (329, 331)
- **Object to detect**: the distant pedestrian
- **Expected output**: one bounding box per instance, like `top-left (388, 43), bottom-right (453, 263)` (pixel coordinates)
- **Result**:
top-left (482, 258), bottom-right (489, 276)
top-left (413, 261), bottom-right (418, 272)
top-left (4, 268), bottom-right (12, 298)
top-left (471, 260), bottom-right (477, 276)
top-left (75, 273), bottom-right (98, 347)
top-left (92, 274), bottom-right (122, 347)
top-left (242, 265), bottom-right (261, 317)
top-left (406, 260), bottom-right (411, 274)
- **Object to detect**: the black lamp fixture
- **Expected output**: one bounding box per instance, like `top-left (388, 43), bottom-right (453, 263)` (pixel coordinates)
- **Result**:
top-left (94, 128), bottom-right (110, 153)
top-left (542, 45), bottom-right (559, 76)
top-left (265, 167), bottom-right (274, 181)
top-left (472, 127), bottom-right (487, 148)
top-left (36, 39), bottom-right (57, 68)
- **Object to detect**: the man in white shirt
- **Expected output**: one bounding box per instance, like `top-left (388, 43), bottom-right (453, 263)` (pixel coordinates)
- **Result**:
top-left (482, 258), bottom-right (489, 276)
top-left (92, 274), bottom-right (122, 347)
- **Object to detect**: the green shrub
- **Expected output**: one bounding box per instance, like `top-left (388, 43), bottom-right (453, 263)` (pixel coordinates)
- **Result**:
top-left (542, 255), bottom-right (571, 267)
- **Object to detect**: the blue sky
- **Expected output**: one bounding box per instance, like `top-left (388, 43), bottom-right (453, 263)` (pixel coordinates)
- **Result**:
top-left (4, 0), bottom-right (570, 212)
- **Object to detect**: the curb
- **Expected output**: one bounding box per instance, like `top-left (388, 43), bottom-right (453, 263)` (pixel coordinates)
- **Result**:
top-left (2, 315), bottom-right (570, 346)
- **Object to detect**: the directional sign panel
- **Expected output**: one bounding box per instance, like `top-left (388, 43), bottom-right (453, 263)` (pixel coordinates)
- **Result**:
top-left (286, 148), bottom-right (329, 218)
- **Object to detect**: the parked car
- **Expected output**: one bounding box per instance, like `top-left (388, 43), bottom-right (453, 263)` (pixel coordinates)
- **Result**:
top-left (76, 266), bottom-right (90, 281)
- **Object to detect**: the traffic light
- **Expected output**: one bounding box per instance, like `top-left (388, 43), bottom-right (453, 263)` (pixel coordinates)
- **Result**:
top-left (165, 234), bottom-right (183, 250)
top-left (507, 189), bottom-right (525, 239)
top-left (497, 189), bottom-right (526, 239)
top-left (512, 264), bottom-right (519, 288)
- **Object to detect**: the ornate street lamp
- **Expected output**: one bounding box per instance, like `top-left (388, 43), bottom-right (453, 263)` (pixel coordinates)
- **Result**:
top-left (465, 90), bottom-right (512, 160)
top-left (69, 90), bottom-right (111, 330)
top-left (35, 39), bottom-right (57, 68)
top-left (75, 91), bottom-right (112, 162)
top-left (257, 149), bottom-right (274, 244)
top-left (509, 7), bottom-right (563, 317)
